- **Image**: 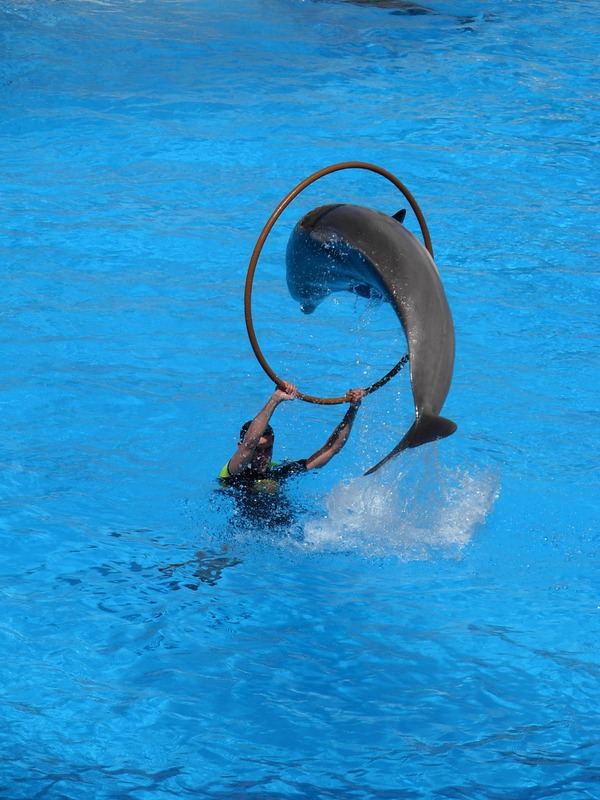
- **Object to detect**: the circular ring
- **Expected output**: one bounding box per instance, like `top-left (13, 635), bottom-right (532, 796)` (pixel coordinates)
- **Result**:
top-left (244, 161), bottom-right (431, 404)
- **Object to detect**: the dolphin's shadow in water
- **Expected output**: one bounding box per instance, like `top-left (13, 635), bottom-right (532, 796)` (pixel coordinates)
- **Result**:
top-left (159, 546), bottom-right (242, 589)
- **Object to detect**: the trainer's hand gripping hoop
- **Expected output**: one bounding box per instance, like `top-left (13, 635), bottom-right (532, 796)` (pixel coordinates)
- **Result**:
top-left (244, 161), bottom-right (433, 405)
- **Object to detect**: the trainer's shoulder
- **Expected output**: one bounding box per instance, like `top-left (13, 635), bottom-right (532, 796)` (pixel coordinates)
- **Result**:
top-left (270, 459), bottom-right (307, 479)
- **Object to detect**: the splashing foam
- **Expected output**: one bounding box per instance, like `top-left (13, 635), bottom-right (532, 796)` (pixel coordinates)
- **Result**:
top-left (302, 447), bottom-right (500, 559)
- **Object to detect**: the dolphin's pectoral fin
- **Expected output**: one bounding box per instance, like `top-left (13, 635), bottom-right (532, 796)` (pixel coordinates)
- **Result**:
top-left (351, 284), bottom-right (373, 300)
top-left (364, 413), bottom-right (457, 475)
top-left (351, 282), bottom-right (384, 301)
top-left (392, 209), bottom-right (407, 223)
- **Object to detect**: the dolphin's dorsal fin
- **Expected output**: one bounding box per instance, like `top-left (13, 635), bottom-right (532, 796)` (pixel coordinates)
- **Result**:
top-left (392, 209), bottom-right (407, 223)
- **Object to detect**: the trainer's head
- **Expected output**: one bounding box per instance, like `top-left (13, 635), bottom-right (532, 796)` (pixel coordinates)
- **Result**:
top-left (240, 421), bottom-right (274, 441)
top-left (239, 422), bottom-right (275, 473)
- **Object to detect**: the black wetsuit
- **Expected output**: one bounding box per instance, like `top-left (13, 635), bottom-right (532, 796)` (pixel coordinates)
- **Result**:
top-left (218, 460), bottom-right (307, 528)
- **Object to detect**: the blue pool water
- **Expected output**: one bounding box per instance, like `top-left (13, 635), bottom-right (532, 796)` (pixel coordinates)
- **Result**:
top-left (1, 0), bottom-right (598, 797)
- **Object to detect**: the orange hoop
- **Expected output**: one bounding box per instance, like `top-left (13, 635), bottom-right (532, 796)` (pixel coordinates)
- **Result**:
top-left (244, 161), bottom-right (432, 404)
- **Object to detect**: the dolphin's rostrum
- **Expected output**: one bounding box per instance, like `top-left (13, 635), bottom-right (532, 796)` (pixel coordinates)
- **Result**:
top-left (286, 203), bottom-right (457, 474)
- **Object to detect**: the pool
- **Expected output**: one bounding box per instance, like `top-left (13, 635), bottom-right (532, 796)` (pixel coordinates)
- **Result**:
top-left (1, 0), bottom-right (598, 797)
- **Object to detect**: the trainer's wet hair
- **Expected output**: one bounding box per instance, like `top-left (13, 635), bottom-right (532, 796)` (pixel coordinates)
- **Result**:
top-left (240, 421), bottom-right (274, 442)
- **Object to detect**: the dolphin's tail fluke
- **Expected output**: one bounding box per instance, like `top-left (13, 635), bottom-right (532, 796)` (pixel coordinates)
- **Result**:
top-left (364, 413), bottom-right (457, 475)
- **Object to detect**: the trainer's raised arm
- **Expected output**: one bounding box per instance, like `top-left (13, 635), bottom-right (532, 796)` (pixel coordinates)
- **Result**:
top-left (226, 382), bottom-right (297, 476)
top-left (305, 387), bottom-right (365, 471)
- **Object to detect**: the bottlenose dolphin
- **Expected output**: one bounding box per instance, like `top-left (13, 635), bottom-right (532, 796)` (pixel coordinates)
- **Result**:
top-left (286, 203), bottom-right (457, 474)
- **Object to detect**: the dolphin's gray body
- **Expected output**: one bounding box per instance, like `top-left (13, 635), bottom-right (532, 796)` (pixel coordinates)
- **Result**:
top-left (286, 203), bottom-right (457, 474)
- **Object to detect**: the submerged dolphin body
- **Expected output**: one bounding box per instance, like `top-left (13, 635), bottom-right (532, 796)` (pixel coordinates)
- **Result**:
top-left (286, 203), bottom-right (457, 474)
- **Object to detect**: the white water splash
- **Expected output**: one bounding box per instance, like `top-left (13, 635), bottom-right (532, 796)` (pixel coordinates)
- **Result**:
top-left (302, 447), bottom-right (500, 559)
